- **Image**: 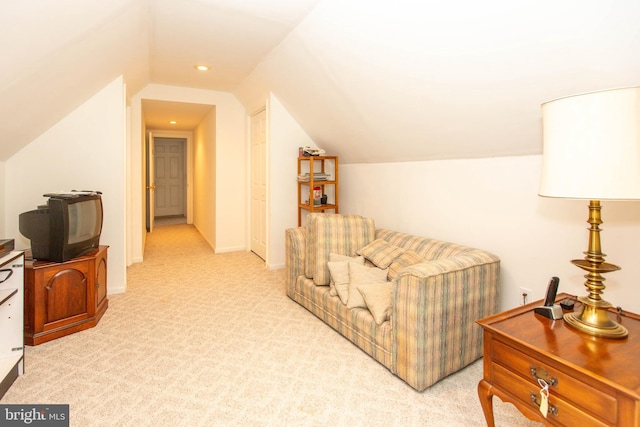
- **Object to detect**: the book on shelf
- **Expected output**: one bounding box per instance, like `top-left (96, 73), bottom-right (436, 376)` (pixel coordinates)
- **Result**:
top-left (297, 172), bottom-right (330, 182)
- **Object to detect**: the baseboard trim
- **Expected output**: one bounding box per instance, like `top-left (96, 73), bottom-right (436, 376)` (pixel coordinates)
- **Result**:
top-left (214, 246), bottom-right (246, 254)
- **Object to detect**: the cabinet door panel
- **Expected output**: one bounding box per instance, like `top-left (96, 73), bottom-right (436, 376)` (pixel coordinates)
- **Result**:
top-left (44, 268), bottom-right (88, 324)
top-left (95, 253), bottom-right (107, 310)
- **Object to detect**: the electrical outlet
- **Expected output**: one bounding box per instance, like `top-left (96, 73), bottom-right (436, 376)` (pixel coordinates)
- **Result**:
top-left (519, 287), bottom-right (532, 306)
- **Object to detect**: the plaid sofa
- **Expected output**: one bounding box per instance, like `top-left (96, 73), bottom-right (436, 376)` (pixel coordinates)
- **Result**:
top-left (285, 213), bottom-right (500, 391)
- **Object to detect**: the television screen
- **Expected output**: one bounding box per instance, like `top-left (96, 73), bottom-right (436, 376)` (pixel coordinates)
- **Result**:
top-left (68, 199), bottom-right (102, 244)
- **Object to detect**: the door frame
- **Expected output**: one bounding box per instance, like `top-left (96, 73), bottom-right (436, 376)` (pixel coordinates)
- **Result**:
top-left (146, 131), bottom-right (155, 232)
top-left (146, 130), bottom-right (193, 228)
top-left (153, 136), bottom-right (187, 218)
top-left (249, 108), bottom-right (268, 261)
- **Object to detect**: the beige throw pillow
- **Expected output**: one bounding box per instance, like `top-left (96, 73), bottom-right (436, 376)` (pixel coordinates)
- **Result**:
top-left (346, 262), bottom-right (389, 309)
top-left (357, 239), bottom-right (405, 269)
top-left (327, 253), bottom-right (364, 301)
top-left (358, 282), bottom-right (394, 325)
top-left (387, 250), bottom-right (425, 280)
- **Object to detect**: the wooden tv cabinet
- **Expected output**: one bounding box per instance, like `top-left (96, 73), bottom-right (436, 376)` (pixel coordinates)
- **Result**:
top-left (24, 246), bottom-right (108, 346)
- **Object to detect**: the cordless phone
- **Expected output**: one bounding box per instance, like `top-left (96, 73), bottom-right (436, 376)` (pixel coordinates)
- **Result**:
top-left (534, 276), bottom-right (563, 320)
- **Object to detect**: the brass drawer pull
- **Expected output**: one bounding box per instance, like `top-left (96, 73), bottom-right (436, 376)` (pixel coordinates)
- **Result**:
top-left (530, 392), bottom-right (559, 416)
top-left (530, 366), bottom-right (558, 386)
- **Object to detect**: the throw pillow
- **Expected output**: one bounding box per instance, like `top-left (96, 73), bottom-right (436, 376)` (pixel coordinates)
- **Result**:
top-left (327, 253), bottom-right (364, 301)
top-left (305, 214), bottom-right (376, 286)
top-left (358, 281), bottom-right (394, 325)
top-left (346, 262), bottom-right (389, 309)
top-left (357, 239), bottom-right (405, 269)
top-left (388, 250), bottom-right (425, 280)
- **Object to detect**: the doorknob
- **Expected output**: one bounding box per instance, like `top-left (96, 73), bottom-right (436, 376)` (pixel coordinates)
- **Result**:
top-left (146, 185), bottom-right (156, 190)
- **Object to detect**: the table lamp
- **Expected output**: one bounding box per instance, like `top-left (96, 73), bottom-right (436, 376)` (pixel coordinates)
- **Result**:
top-left (539, 86), bottom-right (640, 339)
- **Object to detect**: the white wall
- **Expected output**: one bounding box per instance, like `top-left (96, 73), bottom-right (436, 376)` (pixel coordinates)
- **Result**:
top-left (0, 161), bottom-right (5, 233)
top-left (5, 76), bottom-right (127, 293)
top-left (339, 155), bottom-right (640, 313)
top-left (214, 100), bottom-right (247, 253)
top-left (193, 109), bottom-right (216, 248)
top-left (127, 98), bottom-right (144, 264)
top-left (128, 84), bottom-right (246, 261)
top-left (267, 94), bottom-right (315, 268)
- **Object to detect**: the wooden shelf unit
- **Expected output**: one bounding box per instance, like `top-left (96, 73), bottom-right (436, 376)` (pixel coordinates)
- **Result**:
top-left (297, 156), bottom-right (339, 226)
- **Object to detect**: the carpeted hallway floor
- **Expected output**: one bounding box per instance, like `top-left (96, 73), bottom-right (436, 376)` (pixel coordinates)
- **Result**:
top-left (1, 224), bottom-right (539, 426)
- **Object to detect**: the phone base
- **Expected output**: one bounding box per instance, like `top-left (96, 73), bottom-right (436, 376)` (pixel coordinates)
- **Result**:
top-left (534, 305), bottom-right (564, 320)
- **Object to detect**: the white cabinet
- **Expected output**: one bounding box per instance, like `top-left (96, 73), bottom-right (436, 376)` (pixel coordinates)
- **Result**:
top-left (0, 251), bottom-right (24, 399)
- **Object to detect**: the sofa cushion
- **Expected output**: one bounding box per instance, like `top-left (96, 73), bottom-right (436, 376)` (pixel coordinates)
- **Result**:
top-left (292, 275), bottom-right (393, 370)
top-left (327, 253), bottom-right (364, 301)
top-left (305, 214), bottom-right (376, 286)
top-left (357, 238), bottom-right (405, 269)
top-left (375, 228), bottom-right (474, 260)
top-left (358, 281), bottom-right (394, 325)
top-left (388, 250), bottom-right (425, 280)
top-left (346, 262), bottom-right (389, 309)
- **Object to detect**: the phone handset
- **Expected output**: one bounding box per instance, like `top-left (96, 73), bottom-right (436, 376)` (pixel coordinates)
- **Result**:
top-left (543, 276), bottom-right (560, 307)
top-left (534, 277), bottom-right (563, 320)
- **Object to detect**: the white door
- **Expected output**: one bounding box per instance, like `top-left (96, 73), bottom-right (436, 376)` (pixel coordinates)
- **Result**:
top-left (147, 132), bottom-right (156, 233)
top-left (250, 109), bottom-right (267, 260)
top-left (154, 138), bottom-right (185, 217)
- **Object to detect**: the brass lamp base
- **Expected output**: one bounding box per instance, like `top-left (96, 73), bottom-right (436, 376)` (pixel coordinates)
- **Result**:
top-left (564, 201), bottom-right (628, 340)
top-left (564, 296), bottom-right (628, 339)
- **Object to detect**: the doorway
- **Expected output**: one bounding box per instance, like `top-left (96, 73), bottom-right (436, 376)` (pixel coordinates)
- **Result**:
top-left (146, 131), bottom-right (193, 233)
top-left (154, 137), bottom-right (186, 219)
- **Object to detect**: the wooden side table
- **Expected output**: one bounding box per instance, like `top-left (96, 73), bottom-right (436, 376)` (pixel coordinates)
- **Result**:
top-left (477, 293), bottom-right (640, 426)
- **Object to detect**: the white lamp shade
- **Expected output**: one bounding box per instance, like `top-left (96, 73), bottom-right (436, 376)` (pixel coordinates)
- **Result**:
top-left (540, 86), bottom-right (640, 200)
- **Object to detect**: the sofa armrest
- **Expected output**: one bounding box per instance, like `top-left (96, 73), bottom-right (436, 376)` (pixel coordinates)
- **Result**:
top-left (285, 227), bottom-right (307, 298)
top-left (391, 249), bottom-right (500, 391)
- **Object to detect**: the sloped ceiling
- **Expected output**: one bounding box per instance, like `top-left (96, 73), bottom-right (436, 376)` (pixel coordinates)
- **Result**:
top-left (0, 0), bottom-right (319, 159)
top-left (236, 1), bottom-right (640, 163)
top-left (2, 0), bottom-right (639, 163)
top-left (0, 0), bottom-right (150, 160)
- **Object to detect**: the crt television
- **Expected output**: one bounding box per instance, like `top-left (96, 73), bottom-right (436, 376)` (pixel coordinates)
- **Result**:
top-left (19, 191), bottom-right (103, 263)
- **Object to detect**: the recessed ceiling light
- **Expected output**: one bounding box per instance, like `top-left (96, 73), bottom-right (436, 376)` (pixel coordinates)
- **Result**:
top-left (169, 121), bottom-right (177, 125)
top-left (194, 65), bottom-right (210, 71)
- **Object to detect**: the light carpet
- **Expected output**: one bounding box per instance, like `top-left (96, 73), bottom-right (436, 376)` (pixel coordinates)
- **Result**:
top-left (1, 224), bottom-right (540, 426)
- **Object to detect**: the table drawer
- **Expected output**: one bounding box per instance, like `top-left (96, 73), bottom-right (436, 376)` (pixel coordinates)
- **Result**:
top-left (492, 362), bottom-right (609, 427)
top-left (492, 339), bottom-right (617, 425)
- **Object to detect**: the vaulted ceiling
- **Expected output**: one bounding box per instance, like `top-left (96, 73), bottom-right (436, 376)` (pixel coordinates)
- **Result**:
top-left (2, 0), bottom-right (639, 163)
